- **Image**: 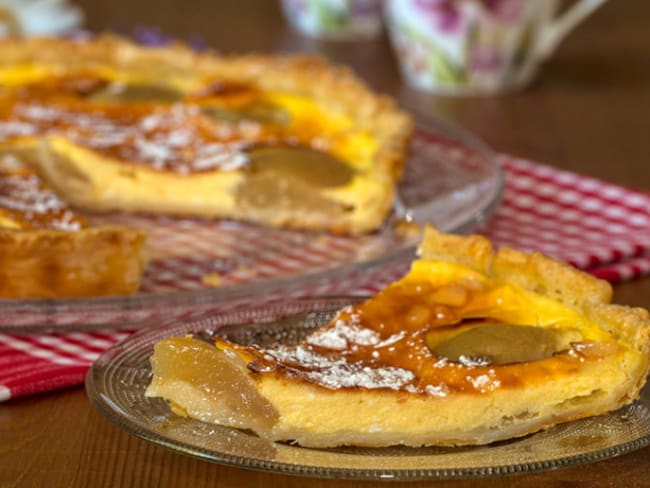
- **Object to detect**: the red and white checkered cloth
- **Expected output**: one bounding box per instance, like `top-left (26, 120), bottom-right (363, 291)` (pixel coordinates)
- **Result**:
top-left (1, 154), bottom-right (649, 402)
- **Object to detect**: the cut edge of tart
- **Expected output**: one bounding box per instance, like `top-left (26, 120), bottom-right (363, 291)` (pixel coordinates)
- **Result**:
top-left (0, 153), bottom-right (146, 298)
top-left (0, 35), bottom-right (413, 235)
top-left (145, 226), bottom-right (650, 448)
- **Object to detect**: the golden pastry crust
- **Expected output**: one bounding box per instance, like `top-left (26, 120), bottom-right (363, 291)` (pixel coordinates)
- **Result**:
top-left (146, 226), bottom-right (650, 448)
top-left (418, 226), bottom-right (614, 305)
top-left (0, 226), bottom-right (146, 298)
top-left (0, 35), bottom-right (413, 235)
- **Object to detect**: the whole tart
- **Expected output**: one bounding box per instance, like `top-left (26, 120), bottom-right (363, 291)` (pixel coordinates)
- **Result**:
top-left (145, 226), bottom-right (650, 447)
top-left (0, 35), bottom-right (412, 236)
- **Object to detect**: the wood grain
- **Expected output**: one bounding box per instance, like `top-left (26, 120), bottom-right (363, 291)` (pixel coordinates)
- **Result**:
top-left (2, 0), bottom-right (650, 486)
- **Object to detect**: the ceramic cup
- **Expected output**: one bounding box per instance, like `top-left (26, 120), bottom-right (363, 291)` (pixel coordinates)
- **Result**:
top-left (384, 0), bottom-right (606, 95)
top-left (281, 0), bottom-right (383, 40)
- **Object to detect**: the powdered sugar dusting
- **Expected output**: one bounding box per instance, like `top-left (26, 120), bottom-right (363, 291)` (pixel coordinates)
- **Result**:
top-left (265, 344), bottom-right (415, 391)
top-left (306, 313), bottom-right (381, 350)
top-left (466, 370), bottom-right (501, 393)
top-left (0, 120), bottom-right (38, 138)
top-left (0, 102), bottom-right (251, 173)
top-left (0, 170), bottom-right (84, 230)
top-left (424, 384), bottom-right (449, 397)
top-left (306, 364), bottom-right (415, 390)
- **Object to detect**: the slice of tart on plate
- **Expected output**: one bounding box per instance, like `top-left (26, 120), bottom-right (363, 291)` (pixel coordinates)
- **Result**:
top-left (146, 226), bottom-right (650, 447)
top-left (0, 35), bottom-right (412, 236)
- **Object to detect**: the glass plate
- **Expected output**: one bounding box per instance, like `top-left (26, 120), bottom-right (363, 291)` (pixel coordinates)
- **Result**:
top-left (1, 119), bottom-right (503, 332)
top-left (87, 297), bottom-right (650, 481)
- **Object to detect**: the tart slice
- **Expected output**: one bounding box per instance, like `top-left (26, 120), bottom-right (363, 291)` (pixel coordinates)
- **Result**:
top-left (0, 154), bottom-right (145, 298)
top-left (0, 35), bottom-right (412, 235)
top-left (146, 226), bottom-right (650, 447)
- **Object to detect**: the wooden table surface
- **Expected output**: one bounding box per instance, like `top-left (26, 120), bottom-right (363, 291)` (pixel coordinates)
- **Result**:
top-left (2, 1), bottom-right (650, 486)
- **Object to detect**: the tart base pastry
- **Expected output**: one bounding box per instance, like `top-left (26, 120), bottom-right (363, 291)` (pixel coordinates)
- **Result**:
top-left (0, 226), bottom-right (146, 299)
top-left (0, 155), bottom-right (145, 298)
top-left (146, 227), bottom-right (650, 447)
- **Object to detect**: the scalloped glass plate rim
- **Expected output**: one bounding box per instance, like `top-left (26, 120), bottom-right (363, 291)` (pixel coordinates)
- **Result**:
top-left (86, 297), bottom-right (650, 481)
top-left (0, 118), bottom-right (503, 321)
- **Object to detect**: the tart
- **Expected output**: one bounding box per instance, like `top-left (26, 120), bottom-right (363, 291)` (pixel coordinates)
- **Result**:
top-left (145, 226), bottom-right (650, 447)
top-left (0, 35), bottom-right (412, 235)
top-left (0, 154), bottom-right (145, 298)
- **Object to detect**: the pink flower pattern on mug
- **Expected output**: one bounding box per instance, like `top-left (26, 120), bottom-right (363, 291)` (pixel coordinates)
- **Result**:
top-left (483, 0), bottom-right (526, 23)
top-left (413, 0), bottom-right (464, 34)
top-left (385, 0), bottom-right (606, 94)
top-left (384, 0), bottom-right (536, 92)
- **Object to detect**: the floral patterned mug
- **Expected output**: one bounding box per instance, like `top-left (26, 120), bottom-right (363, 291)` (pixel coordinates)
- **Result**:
top-left (281, 0), bottom-right (383, 40)
top-left (384, 0), bottom-right (607, 95)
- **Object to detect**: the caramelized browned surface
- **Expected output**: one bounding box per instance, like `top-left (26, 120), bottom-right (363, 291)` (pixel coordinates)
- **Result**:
top-left (0, 167), bottom-right (86, 230)
top-left (0, 79), bottom-right (263, 174)
top-left (0, 73), bottom-right (347, 175)
top-left (240, 281), bottom-right (616, 395)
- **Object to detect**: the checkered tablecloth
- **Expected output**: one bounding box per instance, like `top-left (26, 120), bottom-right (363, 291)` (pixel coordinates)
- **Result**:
top-left (1, 153), bottom-right (649, 402)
